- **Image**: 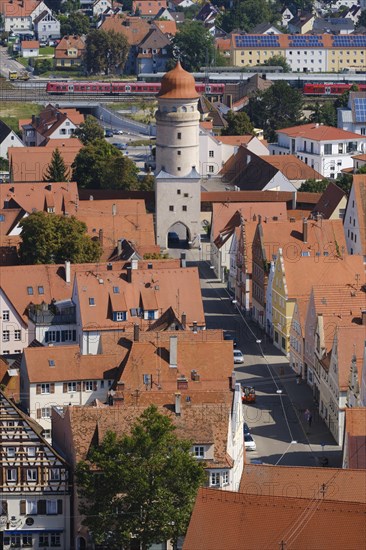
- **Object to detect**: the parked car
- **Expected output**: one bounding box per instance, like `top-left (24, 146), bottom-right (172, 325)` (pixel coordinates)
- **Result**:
top-left (233, 349), bottom-right (244, 364)
top-left (115, 129), bottom-right (124, 135)
top-left (244, 433), bottom-right (256, 451)
top-left (224, 332), bottom-right (237, 347)
top-left (105, 129), bottom-right (113, 138)
top-left (243, 422), bottom-right (250, 435)
top-left (112, 142), bottom-right (127, 150)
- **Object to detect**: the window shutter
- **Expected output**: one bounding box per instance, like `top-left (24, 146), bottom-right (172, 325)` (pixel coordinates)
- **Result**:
top-left (38, 500), bottom-right (46, 515)
top-left (57, 499), bottom-right (63, 514)
top-left (93, 381), bottom-right (98, 391)
top-left (20, 469), bottom-right (26, 482)
top-left (76, 382), bottom-right (81, 392)
top-left (1, 501), bottom-right (8, 515)
top-left (36, 384), bottom-right (41, 395)
top-left (50, 383), bottom-right (55, 394)
top-left (63, 383), bottom-right (67, 393)
top-left (82, 381), bottom-right (86, 391)
top-left (20, 500), bottom-right (26, 515)
top-left (36, 409), bottom-right (41, 419)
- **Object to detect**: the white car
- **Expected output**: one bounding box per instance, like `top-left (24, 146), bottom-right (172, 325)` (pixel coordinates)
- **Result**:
top-left (233, 349), bottom-right (244, 364)
top-left (244, 433), bottom-right (256, 451)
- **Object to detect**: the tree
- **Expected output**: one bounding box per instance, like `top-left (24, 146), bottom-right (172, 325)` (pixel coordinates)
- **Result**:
top-left (298, 178), bottom-right (330, 193)
top-left (309, 101), bottom-right (337, 127)
top-left (220, 0), bottom-right (276, 33)
top-left (336, 173), bottom-right (353, 195)
top-left (246, 81), bottom-right (303, 141)
top-left (139, 173), bottom-right (155, 191)
top-left (335, 84), bottom-right (359, 109)
top-left (76, 405), bottom-right (206, 550)
top-left (43, 148), bottom-right (70, 182)
top-left (59, 12), bottom-right (90, 36)
top-left (33, 58), bottom-right (53, 75)
top-left (19, 212), bottom-right (102, 264)
top-left (356, 9), bottom-right (366, 28)
top-left (221, 110), bottom-right (254, 136)
top-left (73, 115), bottom-right (104, 145)
top-left (263, 55), bottom-right (291, 73)
top-left (72, 139), bottom-right (139, 189)
top-left (84, 29), bottom-right (129, 75)
top-left (169, 21), bottom-right (215, 72)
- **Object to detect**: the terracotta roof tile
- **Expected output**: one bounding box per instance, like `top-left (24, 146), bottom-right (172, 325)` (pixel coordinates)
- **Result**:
top-left (21, 40), bottom-right (39, 49)
top-left (101, 16), bottom-right (150, 45)
top-left (277, 122), bottom-right (363, 141)
top-left (184, 487), bottom-right (366, 550)
top-left (344, 407), bottom-right (366, 469)
top-left (0, 181), bottom-right (79, 214)
top-left (152, 20), bottom-right (176, 35)
top-left (336, 325), bottom-right (365, 390)
top-left (132, 0), bottom-right (167, 16)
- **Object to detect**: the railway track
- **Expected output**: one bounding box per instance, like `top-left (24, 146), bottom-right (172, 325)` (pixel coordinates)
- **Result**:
top-left (0, 86), bottom-right (157, 103)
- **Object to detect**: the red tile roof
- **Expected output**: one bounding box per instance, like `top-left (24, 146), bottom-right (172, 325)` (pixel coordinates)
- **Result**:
top-left (344, 407), bottom-right (366, 469)
top-left (101, 15), bottom-right (150, 45)
top-left (277, 123), bottom-right (362, 141)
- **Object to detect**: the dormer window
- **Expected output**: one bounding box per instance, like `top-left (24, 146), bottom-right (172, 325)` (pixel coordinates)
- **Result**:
top-left (113, 311), bottom-right (126, 321)
top-left (194, 446), bottom-right (204, 458)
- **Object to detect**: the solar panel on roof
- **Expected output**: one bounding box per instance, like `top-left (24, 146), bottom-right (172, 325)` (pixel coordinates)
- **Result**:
top-left (354, 98), bottom-right (366, 123)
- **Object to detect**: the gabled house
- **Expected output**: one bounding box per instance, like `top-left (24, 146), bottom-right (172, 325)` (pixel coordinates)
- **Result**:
top-left (311, 181), bottom-right (347, 220)
top-left (343, 174), bottom-right (366, 257)
top-left (270, 123), bottom-right (365, 178)
top-left (281, 7), bottom-right (294, 28)
top-left (20, 104), bottom-right (84, 146)
top-left (313, 17), bottom-right (354, 34)
top-left (33, 10), bottom-right (60, 40)
top-left (133, 0), bottom-right (167, 19)
top-left (92, 0), bottom-right (112, 17)
top-left (288, 11), bottom-right (315, 34)
top-left (1, 0), bottom-right (51, 34)
top-left (54, 35), bottom-right (85, 68)
top-left (303, 274), bottom-right (365, 402)
top-left (0, 390), bottom-right (71, 549)
top-left (136, 25), bottom-right (171, 73)
top-left (20, 345), bottom-right (121, 439)
top-left (289, 297), bottom-right (308, 379)
top-left (71, 262), bottom-right (206, 354)
top-left (0, 120), bottom-right (24, 161)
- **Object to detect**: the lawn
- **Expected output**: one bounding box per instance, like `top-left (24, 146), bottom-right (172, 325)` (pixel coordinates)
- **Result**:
top-left (39, 46), bottom-right (55, 56)
top-left (0, 102), bottom-right (42, 133)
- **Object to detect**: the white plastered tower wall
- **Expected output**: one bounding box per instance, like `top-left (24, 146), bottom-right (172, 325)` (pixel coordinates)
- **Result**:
top-left (155, 62), bottom-right (201, 249)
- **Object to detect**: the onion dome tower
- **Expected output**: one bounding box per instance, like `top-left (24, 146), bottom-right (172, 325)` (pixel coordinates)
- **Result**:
top-left (154, 62), bottom-right (201, 249)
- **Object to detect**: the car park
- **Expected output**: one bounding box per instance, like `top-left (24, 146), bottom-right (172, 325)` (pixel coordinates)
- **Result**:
top-left (233, 349), bottom-right (244, 364)
top-left (244, 433), bottom-right (256, 451)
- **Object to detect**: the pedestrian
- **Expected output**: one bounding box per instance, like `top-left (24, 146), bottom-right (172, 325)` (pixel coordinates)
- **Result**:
top-left (308, 412), bottom-right (312, 428)
top-left (304, 409), bottom-right (310, 422)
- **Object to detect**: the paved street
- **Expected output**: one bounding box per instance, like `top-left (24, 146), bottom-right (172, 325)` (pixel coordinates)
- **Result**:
top-left (178, 246), bottom-right (342, 469)
top-left (0, 46), bottom-right (29, 78)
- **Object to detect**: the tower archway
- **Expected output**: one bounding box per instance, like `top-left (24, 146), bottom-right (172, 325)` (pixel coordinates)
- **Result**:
top-left (167, 221), bottom-right (191, 249)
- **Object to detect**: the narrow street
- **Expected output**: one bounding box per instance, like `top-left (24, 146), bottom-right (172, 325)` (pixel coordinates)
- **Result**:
top-left (180, 246), bottom-right (342, 469)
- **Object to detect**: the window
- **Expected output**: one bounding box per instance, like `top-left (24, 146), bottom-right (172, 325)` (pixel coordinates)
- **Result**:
top-left (41, 407), bottom-right (51, 419)
top-left (45, 331), bottom-right (60, 343)
top-left (85, 380), bottom-right (93, 391)
top-left (61, 329), bottom-right (76, 342)
top-left (22, 534), bottom-right (32, 547)
top-left (50, 532), bottom-right (61, 547)
top-left (208, 165), bottom-right (214, 173)
top-left (26, 499), bottom-right (37, 515)
top-left (27, 286), bottom-right (34, 295)
top-left (50, 468), bottom-right (60, 481)
top-left (0, 214), bottom-right (4, 222)
top-left (38, 286), bottom-right (44, 294)
top-left (113, 311), bottom-right (126, 321)
top-left (113, 286), bottom-right (119, 294)
top-left (41, 383), bottom-right (50, 394)
top-left (47, 500), bottom-right (57, 515)
top-left (14, 329), bottom-right (21, 341)
top-left (182, 205), bottom-right (187, 212)
top-left (169, 205), bottom-right (174, 211)
top-left (89, 297), bottom-right (95, 306)
top-left (177, 132), bottom-right (181, 139)
top-left (2, 330), bottom-right (9, 342)
top-left (324, 144), bottom-right (332, 155)
top-left (194, 446), bottom-right (204, 458)
top-left (177, 189), bottom-right (181, 195)
top-left (39, 534), bottom-right (49, 547)
top-left (27, 447), bottom-right (36, 457)
top-left (177, 150), bottom-right (181, 155)
top-left (222, 471), bottom-right (229, 485)
top-left (147, 310), bottom-right (155, 320)
top-left (7, 468), bottom-right (16, 481)
top-left (27, 469), bottom-right (37, 481)
top-left (209, 150), bottom-right (214, 158)
top-left (2, 310), bottom-right (9, 321)
top-left (10, 536), bottom-right (21, 547)
top-left (210, 472), bottom-right (220, 487)
top-left (7, 447), bottom-right (15, 458)
top-left (68, 381), bottom-right (77, 393)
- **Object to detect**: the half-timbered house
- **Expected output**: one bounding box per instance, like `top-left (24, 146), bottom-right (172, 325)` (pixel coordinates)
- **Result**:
top-left (0, 391), bottom-right (71, 549)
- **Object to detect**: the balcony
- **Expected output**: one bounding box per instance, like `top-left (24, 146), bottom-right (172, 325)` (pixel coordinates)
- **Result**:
top-left (28, 302), bottom-right (76, 325)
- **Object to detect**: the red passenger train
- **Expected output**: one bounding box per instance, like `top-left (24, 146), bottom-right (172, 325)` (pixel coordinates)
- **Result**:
top-left (303, 82), bottom-right (366, 95)
top-left (46, 80), bottom-right (225, 95)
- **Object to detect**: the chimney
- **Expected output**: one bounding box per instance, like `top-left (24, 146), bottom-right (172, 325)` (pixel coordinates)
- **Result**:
top-left (99, 229), bottom-right (104, 247)
top-left (126, 266), bottom-right (132, 283)
top-left (169, 336), bottom-right (178, 368)
top-left (303, 218), bottom-right (308, 243)
top-left (65, 260), bottom-right (71, 283)
top-left (117, 239), bottom-right (123, 257)
top-left (131, 258), bottom-right (138, 270)
top-left (133, 323), bottom-right (140, 342)
top-left (112, 203), bottom-right (117, 216)
top-left (181, 312), bottom-right (187, 329)
top-left (230, 370), bottom-right (236, 390)
top-left (175, 392), bottom-right (181, 416)
top-left (362, 310), bottom-right (366, 326)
